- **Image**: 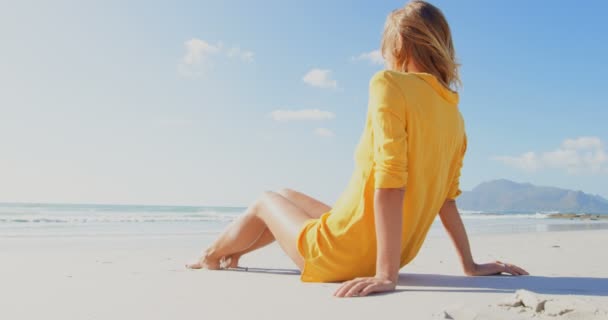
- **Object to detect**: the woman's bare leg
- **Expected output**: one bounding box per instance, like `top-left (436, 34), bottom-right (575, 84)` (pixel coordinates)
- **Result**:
top-left (223, 188), bottom-right (332, 267)
top-left (187, 190), bottom-right (322, 270)
top-left (278, 188), bottom-right (332, 219)
top-left (188, 189), bottom-right (330, 269)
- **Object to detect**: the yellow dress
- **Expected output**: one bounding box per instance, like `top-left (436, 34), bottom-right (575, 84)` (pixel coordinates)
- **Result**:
top-left (296, 70), bottom-right (467, 282)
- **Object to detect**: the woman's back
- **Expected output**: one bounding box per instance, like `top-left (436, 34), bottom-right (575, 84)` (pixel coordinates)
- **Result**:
top-left (296, 69), bottom-right (466, 282)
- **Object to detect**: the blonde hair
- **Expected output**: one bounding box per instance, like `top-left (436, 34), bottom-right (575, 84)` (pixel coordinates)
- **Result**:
top-left (381, 1), bottom-right (461, 90)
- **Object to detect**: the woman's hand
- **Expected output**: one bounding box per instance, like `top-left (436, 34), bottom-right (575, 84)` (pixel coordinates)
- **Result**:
top-left (333, 276), bottom-right (397, 298)
top-left (466, 260), bottom-right (529, 276)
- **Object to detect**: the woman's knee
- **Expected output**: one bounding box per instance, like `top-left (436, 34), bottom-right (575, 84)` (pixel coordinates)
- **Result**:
top-left (252, 191), bottom-right (281, 215)
top-left (261, 190), bottom-right (281, 201)
top-left (277, 188), bottom-right (297, 199)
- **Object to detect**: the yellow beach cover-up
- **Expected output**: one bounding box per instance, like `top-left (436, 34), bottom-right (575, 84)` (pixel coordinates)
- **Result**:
top-left (297, 70), bottom-right (467, 282)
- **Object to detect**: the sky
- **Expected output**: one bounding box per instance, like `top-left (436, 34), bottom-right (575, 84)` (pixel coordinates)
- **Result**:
top-left (0, 0), bottom-right (607, 207)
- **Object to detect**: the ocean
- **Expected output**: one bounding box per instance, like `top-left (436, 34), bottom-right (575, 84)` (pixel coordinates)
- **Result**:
top-left (1, 203), bottom-right (607, 238)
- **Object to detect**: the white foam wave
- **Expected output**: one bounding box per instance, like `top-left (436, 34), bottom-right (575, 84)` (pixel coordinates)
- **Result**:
top-left (459, 210), bottom-right (485, 214)
top-left (0, 212), bottom-right (238, 224)
top-left (459, 212), bottom-right (550, 220)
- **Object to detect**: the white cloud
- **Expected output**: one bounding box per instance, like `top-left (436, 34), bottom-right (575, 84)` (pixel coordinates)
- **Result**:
top-left (493, 136), bottom-right (608, 174)
top-left (314, 128), bottom-right (335, 137)
top-left (562, 136), bottom-right (602, 150)
top-left (178, 38), bottom-right (254, 76)
top-left (178, 39), bottom-right (221, 76)
top-left (269, 109), bottom-right (335, 122)
top-left (182, 39), bottom-right (221, 65)
top-left (493, 152), bottom-right (541, 172)
top-left (352, 49), bottom-right (384, 65)
top-left (227, 46), bottom-right (254, 63)
top-left (302, 69), bottom-right (337, 89)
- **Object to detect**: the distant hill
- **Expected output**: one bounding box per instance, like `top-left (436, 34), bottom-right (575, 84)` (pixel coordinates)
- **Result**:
top-left (457, 179), bottom-right (608, 214)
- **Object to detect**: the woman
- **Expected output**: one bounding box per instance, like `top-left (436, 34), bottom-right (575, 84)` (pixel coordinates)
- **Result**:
top-left (187, 0), bottom-right (528, 297)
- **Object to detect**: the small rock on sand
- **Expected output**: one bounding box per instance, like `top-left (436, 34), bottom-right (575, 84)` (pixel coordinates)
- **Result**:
top-left (515, 289), bottom-right (547, 312)
top-left (435, 311), bottom-right (453, 319)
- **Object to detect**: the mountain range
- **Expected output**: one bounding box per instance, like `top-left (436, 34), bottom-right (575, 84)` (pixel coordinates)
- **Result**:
top-left (456, 179), bottom-right (608, 214)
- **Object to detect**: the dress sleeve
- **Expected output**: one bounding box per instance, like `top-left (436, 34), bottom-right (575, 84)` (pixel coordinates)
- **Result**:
top-left (369, 72), bottom-right (408, 189)
top-left (447, 133), bottom-right (467, 200)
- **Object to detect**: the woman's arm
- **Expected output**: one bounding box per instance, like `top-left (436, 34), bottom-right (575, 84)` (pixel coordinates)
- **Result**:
top-left (334, 188), bottom-right (404, 297)
top-left (439, 199), bottom-right (529, 276)
top-left (438, 199), bottom-right (475, 274)
top-left (374, 187), bottom-right (405, 282)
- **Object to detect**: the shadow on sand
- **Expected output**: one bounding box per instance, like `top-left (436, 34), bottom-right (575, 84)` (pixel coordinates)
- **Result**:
top-left (223, 266), bottom-right (301, 275)
top-left (223, 267), bottom-right (608, 296)
top-left (397, 273), bottom-right (608, 296)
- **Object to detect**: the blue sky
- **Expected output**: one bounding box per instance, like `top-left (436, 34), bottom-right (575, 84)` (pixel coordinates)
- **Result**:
top-left (1, 0), bottom-right (607, 206)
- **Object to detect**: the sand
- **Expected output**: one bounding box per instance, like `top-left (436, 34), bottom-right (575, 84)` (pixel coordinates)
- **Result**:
top-left (1, 229), bottom-right (607, 319)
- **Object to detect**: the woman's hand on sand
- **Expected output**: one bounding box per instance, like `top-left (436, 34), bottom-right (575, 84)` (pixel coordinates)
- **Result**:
top-left (467, 260), bottom-right (529, 276)
top-left (333, 276), bottom-right (396, 298)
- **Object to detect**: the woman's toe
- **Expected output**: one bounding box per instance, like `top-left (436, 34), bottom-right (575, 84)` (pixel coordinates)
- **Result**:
top-left (186, 262), bottom-right (202, 269)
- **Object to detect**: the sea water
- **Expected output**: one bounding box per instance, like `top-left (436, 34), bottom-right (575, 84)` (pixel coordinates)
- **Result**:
top-left (0, 203), bottom-right (607, 238)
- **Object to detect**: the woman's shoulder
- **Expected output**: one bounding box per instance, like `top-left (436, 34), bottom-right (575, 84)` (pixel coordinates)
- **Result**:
top-left (369, 70), bottom-right (418, 103)
top-left (370, 69), bottom-right (406, 83)
top-left (370, 70), bottom-right (459, 107)
top-left (369, 69), bottom-right (419, 91)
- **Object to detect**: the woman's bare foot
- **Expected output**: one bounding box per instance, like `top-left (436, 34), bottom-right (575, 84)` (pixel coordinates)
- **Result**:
top-left (185, 250), bottom-right (223, 270)
top-left (222, 254), bottom-right (241, 269)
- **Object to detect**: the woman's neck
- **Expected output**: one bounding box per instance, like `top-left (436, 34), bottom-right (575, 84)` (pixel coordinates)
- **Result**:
top-left (406, 60), bottom-right (423, 73)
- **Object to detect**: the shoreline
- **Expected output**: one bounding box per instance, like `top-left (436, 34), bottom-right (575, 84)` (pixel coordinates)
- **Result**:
top-left (3, 215), bottom-right (608, 240)
top-left (548, 213), bottom-right (608, 220)
top-left (3, 220), bottom-right (608, 238)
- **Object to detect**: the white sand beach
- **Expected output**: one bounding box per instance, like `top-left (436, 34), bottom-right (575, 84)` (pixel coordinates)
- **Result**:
top-left (1, 229), bottom-right (607, 320)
